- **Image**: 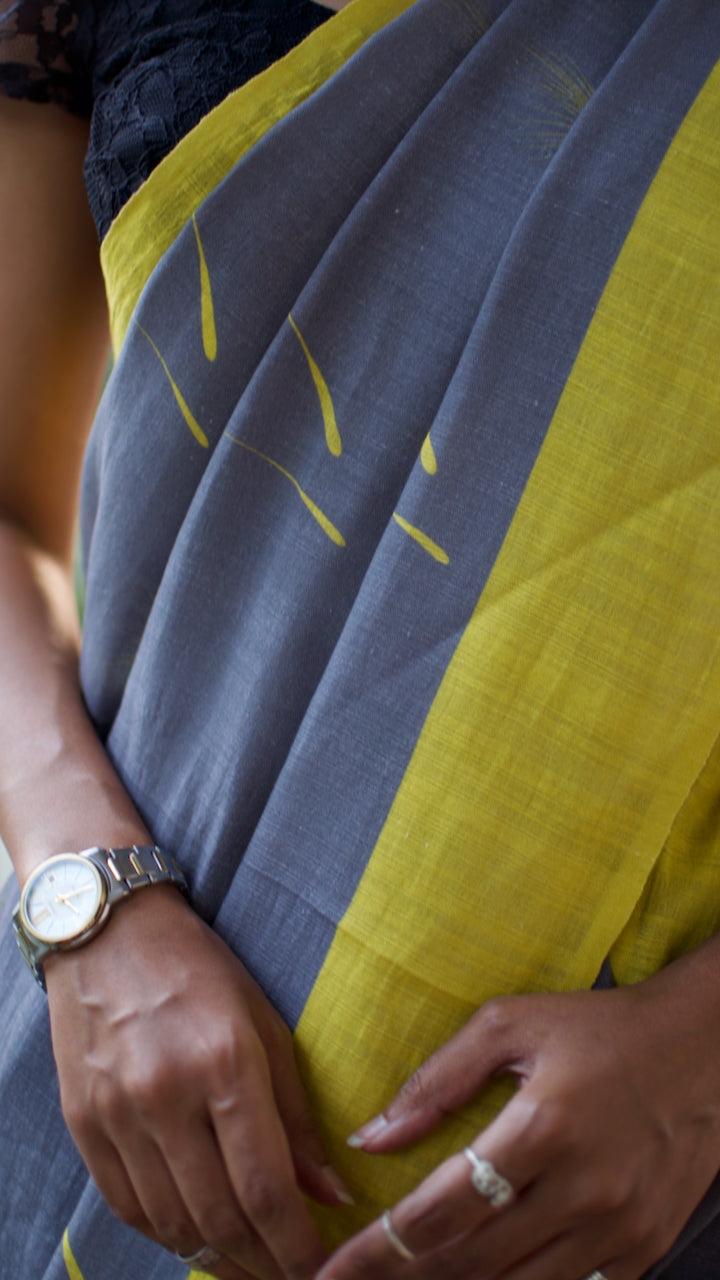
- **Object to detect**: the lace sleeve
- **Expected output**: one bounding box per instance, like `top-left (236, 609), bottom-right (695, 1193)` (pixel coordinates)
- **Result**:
top-left (0, 0), bottom-right (92, 115)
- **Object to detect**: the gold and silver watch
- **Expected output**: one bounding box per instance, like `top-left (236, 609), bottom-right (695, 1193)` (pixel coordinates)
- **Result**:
top-left (12, 845), bottom-right (188, 990)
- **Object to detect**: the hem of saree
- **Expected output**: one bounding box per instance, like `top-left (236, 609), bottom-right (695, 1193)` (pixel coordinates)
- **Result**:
top-left (100, 0), bottom-right (418, 356)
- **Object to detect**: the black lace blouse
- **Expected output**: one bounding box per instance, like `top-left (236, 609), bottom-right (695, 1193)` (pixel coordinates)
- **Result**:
top-left (0, 1), bottom-right (332, 237)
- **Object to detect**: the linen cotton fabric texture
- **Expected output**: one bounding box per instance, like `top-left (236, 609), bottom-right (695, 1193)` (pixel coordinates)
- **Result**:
top-left (1, 0), bottom-right (720, 1277)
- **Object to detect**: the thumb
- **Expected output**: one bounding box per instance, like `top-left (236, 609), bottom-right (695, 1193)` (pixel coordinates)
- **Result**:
top-left (348, 996), bottom-right (525, 1152)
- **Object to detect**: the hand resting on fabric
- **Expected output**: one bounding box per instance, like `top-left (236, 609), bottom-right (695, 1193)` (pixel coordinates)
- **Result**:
top-left (46, 882), bottom-right (348, 1280)
top-left (322, 937), bottom-right (720, 1280)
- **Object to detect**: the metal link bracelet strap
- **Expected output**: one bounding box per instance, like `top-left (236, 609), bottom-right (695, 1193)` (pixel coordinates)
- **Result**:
top-left (100, 844), bottom-right (188, 902)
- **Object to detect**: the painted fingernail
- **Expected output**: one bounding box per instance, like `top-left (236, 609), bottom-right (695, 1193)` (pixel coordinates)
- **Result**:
top-left (322, 1165), bottom-right (355, 1205)
top-left (347, 1113), bottom-right (388, 1148)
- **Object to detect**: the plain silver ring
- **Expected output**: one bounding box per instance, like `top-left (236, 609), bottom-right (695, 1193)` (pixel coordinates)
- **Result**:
top-left (175, 1244), bottom-right (223, 1268)
top-left (463, 1148), bottom-right (515, 1208)
top-left (381, 1209), bottom-right (415, 1260)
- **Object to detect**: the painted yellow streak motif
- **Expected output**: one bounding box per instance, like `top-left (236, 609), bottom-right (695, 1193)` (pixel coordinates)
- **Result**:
top-left (393, 512), bottom-right (449, 564)
top-left (226, 433), bottom-right (345, 547)
top-left (288, 313), bottom-right (342, 457)
top-left (192, 214), bottom-right (217, 362)
top-left (523, 45), bottom-right (594, 156)
top-left (62, 1229), bottom-right (85, 1280)
top-left (136, 322), bottom-right (209, 448)
top-left (421, 432), bottom-right (438, 475)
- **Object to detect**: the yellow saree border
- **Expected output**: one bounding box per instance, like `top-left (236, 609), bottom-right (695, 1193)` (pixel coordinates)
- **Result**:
top-left (100, 0), bottom-right (417, 355)
top-left (295, 59), bottom-right (720, 1244)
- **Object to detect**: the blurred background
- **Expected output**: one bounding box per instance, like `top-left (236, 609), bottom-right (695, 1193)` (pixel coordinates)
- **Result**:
top-left (0, 838), bottom-right (11, 891)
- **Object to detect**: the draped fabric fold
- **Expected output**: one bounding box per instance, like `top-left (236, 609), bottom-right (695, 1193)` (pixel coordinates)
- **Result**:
top-left (1, 0), bottom-right (720, 1274)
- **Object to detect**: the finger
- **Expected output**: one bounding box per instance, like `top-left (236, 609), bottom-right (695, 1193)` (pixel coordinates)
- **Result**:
top-left (67, 1123), bottom-right (158, 1240)
top-left (439, 1222), bottom-right (622, 1280)
top-left (157, 1114), bottom-right (284, 1280)
top-left (349, 997), bottom-right (525, 1151)
top-left (317, 1145), bottom-right (523, 1280)
top-left (493, 1235), bottom-right (619, 1280)
top-left (110, 1127), bottom-right (201, 1256)
top-left (266, 1027), bottom-right (353, 1206)
top-left (385, 1146), bottom-right (519, 1257)
top-left (334, 1082), bottom-right (560, 1279)
top-left (209, 1032), bottom-right (327, 1280)
top-left (397, 1142), bottom-right (658, 1280)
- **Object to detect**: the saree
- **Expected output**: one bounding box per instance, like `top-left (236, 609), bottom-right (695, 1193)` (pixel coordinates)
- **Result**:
top-left (1, 0), bottom-right (720, 1276)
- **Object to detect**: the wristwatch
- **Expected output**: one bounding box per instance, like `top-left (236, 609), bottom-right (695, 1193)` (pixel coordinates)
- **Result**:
top-left (12, 845), bottom-right (188, 991)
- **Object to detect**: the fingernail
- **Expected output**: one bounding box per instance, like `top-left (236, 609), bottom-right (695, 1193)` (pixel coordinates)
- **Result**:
top-left (322, 1165), bottom-right (355, 1205)
top-left (347, 1113), bottom-right (388, 1148)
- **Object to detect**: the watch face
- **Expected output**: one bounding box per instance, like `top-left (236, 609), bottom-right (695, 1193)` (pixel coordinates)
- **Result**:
top-left (21, 854), bottom-right (107, 945)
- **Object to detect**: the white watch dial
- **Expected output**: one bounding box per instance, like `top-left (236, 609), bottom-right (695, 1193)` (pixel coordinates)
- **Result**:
top-left (22, 855), bottom-right (106, 944)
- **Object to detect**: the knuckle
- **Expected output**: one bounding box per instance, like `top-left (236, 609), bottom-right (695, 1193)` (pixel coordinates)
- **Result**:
top-left (198, 1204), bottom-right (248, 1253)
top-left (69, 1074), bottom-right (130, 1136)
top-left (476, 996), bottom-right (513, 1037)
top-left (398, 1066), bottom-right (430, 1109)
top-left (510, 1091), bottom-right (561, 1151)
top-left (122, 1065), bottom-right (167, 1113)
top-left (153, 1211), bottom-right (194, 1248)
top-left (564, 1178), bottom-right (626, 1229)
top-left (599, 1176), bottom-right (635, 1217)
top-left (108, 1194), bottom-right (146, 1232)
top-left (194, 1032), bottom-right (245, 1100)
top-left (615, 1200), bottom-right (668, 1255)
top-left (241, 1172), bottom-right (285, 1226)
top-left (60, 1090), bottom-right (92, 1138)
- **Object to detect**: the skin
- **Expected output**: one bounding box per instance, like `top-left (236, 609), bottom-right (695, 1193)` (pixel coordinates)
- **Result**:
top-left (321, 952), bottom-right (720, 1280)
top-left (0, 96), bottom-right (343, 1280)
top-left (1, 62), bottom-right (720, 1280)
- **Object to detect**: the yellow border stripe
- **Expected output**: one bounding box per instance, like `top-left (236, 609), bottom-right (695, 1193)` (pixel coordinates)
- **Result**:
top-left (62, 1229), bottom-right (85, 1280)
top-left (101, 0), bottom-right (417, 354)
top-left (295, 61), bottom-right (720, 1247)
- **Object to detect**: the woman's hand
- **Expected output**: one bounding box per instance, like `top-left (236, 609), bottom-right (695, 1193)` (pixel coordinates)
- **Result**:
top-left (321, 943), bottom-right (720, 1280)
top-left (46, 884), bottom-right (349, 1280)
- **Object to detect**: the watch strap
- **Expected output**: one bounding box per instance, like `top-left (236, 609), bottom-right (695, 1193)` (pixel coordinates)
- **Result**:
top-left (88, 844), bottom-right (188, 905)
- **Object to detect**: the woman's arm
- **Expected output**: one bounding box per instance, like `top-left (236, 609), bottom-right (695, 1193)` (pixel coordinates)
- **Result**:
top-left (0, 97), bottom-right (124, 876)
top-left (0, 97), bottom-right (346, 1280)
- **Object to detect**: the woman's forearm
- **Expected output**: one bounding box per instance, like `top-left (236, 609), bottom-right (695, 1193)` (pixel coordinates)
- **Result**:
top-left (0, 99), bottom-right (141, 884)
top-left (0, 521), bottom-right (151, 885)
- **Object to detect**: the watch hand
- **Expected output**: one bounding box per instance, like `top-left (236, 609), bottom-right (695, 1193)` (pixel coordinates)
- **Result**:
top-left (55, 895), bottom-right (80, 915)
top-left (57, 886), bottom-right (93, 901)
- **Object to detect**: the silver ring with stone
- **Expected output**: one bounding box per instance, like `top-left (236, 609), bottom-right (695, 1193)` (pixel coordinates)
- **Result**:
top-left (175, 1244), bottom-right (223, 1269)
top-left (381, 1209), bottom-right (415, 1260)
top-left (584, 1272), bottom-right (608, 1280)
top-left (463, 1148), bottom-right (515, 1208)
